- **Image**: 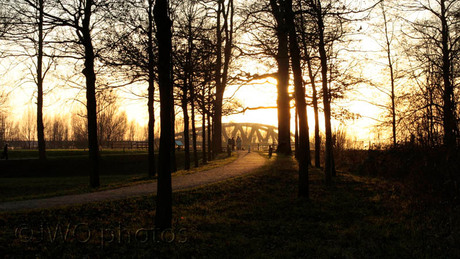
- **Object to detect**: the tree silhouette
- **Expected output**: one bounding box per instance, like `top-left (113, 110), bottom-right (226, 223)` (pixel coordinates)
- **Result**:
top-left (4, 0), bottom-right (55, 161)
top-left (269, 0), bottom-right (292, 155)
top-left (212, 0), bottom-right (234, 155)
top-left (284, 0), bottom-right (309, 198)
top-left (28, 0), bottom-right (111, 188)
top-left (154, 0), bottom-right (174, 230)
top-left (404, 0), bottom-right (459, 150)
top-left (100, 0), bottom-right (158, 178)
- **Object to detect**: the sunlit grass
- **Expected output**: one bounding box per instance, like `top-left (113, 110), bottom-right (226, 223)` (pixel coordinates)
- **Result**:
top-left (173, 152), bottom-right (238, 176)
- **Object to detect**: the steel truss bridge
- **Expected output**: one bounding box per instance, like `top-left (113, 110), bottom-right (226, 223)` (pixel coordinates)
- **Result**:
top-left (175, 122), bottom-right (295, 146)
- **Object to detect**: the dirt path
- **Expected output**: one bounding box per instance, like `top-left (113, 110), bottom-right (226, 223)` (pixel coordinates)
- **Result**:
top-left (0, 151), bottom-right (266, 212)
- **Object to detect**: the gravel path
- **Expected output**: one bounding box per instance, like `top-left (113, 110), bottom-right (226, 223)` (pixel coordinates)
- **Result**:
top-left (0, 151), bottom-right (266, 212)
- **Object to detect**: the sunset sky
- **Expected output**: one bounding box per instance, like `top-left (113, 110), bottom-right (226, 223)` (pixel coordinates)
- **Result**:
top-left (0, 56), bottom-right (386, 145)
top-left (0, 0), bottom-right (413, 147)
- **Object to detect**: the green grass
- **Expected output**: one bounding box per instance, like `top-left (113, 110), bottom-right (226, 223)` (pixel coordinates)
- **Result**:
top-left (0, 154), bottom-right (458, 258)
top-left (0, 150), bottom-right (236, 202)
top-left (5, 149), bottom-right (147, 159)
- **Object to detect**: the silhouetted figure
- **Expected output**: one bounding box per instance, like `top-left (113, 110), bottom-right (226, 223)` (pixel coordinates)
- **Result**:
top-left (227, 138), bottom-right (232, 149)
top-left (236, 136), bottom-right (242, 150)
top-left (231, 137), bottom-right (236, 150)
top-left (227, 144), bottom-right (231, 157)
top-left (1, 144), bottom-right (8, 160)
top-left (268, 145), bottom-right (273, 158)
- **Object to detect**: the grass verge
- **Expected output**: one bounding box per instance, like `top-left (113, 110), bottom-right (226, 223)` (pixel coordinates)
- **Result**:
top-left (0, 151), bottom-right (237, 202)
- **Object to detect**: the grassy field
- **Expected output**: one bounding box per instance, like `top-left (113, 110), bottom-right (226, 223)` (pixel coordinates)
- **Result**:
top-left (3, 149), bottom-right (147, 159)
top-left (0, 154), bottom-right (457, 258)
top-left (0, 150), bottom-right (237, 202)
top-left (1, 149), bottom-right (164, 178)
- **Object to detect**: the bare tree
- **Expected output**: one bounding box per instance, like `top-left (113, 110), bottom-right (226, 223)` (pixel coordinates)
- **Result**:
top-left (29, 0), bottom-right (115, 187)
top-left (297, 0), bottom-right (321, 167)
top-left (304, 0), bottom-right (376, 183)
top-left (403, 0), bottom-right (459, 150)
top-left (154, 0), bottom-right (174, 230)
top-left (173, 47), bottom-right (191, 169)
top-left (96, 90), bottom-right (128, 147)
top-left (237, 1), bottom-right (292, 154)
top-left (35, 0), bottom-right (46, 159)
top-left (268, 0), bottom-right (292, 155)
top-left (381, 2), bottom-right (398, 147)
top-left (0, 93), bottom-right (9, 145)
top-left (195, 38), bottom-right (216, 163)
top-left (101, 0), bottom-right (158, 177)
top-left (212, 0), bottom-right (234, 155)
top-left (173, 0), bottom-right (214, 168)
top-left (126, 120), bottom-right (139, 142)
top-left (20, 107), bottom-right (37, 149)
top-left (308, 0), bottom-right (335, 184)
top-left (0, 0), bottom-right (13, 38)
top-left (0, 81), bottom-right (9, 142)
top-left (284, 0), bottom-right (310, 198)
top-left (400, 40), bottom-right (444, 146)
top-left (44, 115), bottom-right (69, 147)
top-left (146, 0), bottom-right (157, 177)
top-left (0, 112), bottom-right (7, 145)
top-left (71, 109), bottom-right (87, 148)
top-left (366, 1), bottom-right (401, 147)
top-left (4, 0), bottom-right (57, 160)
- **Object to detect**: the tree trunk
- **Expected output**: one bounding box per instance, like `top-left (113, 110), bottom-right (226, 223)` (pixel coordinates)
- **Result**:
top-left (213, 92), bottom-right (223, 155)
top-left (314, 0), bottom-right (334, 185)
top-left (295, 107), bottom-right (299, 159)
top-left (306, 53), bottom-right (321, 168)
top-left (191, 96), bottom-right (198, 167)
top-left (285, 0), bottom-right (309, 198)
top-left (381, 3), bottom-right (397, 148)
top-left (147, 0), bottom-right (156, 177)
top-left (182, 99), bottom-right (190, 170)
top-left (154, 0), bottom-right (173, 230)
top-left (202, 109), bottom-right (207, 164)
top-left (212, 1), bottom-right (223, 156)
top-left (429, 82), bottom-right (435, 146)
top-left (82, 0), bottom-right (100, 188)
top-left (171, 55), bottom-right (177, 174)
top-left (207, 109), bottom-right (213, 161)
top-left (186, 16), bottom-right (199, 168)
top-left (269, 0), bottom-right (291, 155)
top-left (299, 0), bottom-right (319, 167)
top-left (202, 85), bottom-right (207, 164)
top-left (390, 55), bottom-right (396, 148)
top-left (440, 0), bottom-right (456, 150)
top-left (37, 0), bottom-right (46, 161)
top-left (212, 0), bottom-right (233, 156)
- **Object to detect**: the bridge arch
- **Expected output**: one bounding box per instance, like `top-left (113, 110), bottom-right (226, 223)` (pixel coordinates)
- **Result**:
top-left (175, 122), bottom-right (295, 147)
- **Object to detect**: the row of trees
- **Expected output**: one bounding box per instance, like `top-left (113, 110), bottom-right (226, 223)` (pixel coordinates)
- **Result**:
top-left (0, 0), bottom-right (238, 230)
top-left (1, 0), bottom-right (460, 228)
top-left (0, 104), bottom-right (148, 147)
top-left (243, 0), bottom-right (370, 186)
top-left (239, 0), bottom-right (460, 190)
top-left (398, 0), bottom-right (460, 150)
top-left (361, 0), bottom-right (460, 151)
top-left (1, 88), bottom-right (148, 144)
